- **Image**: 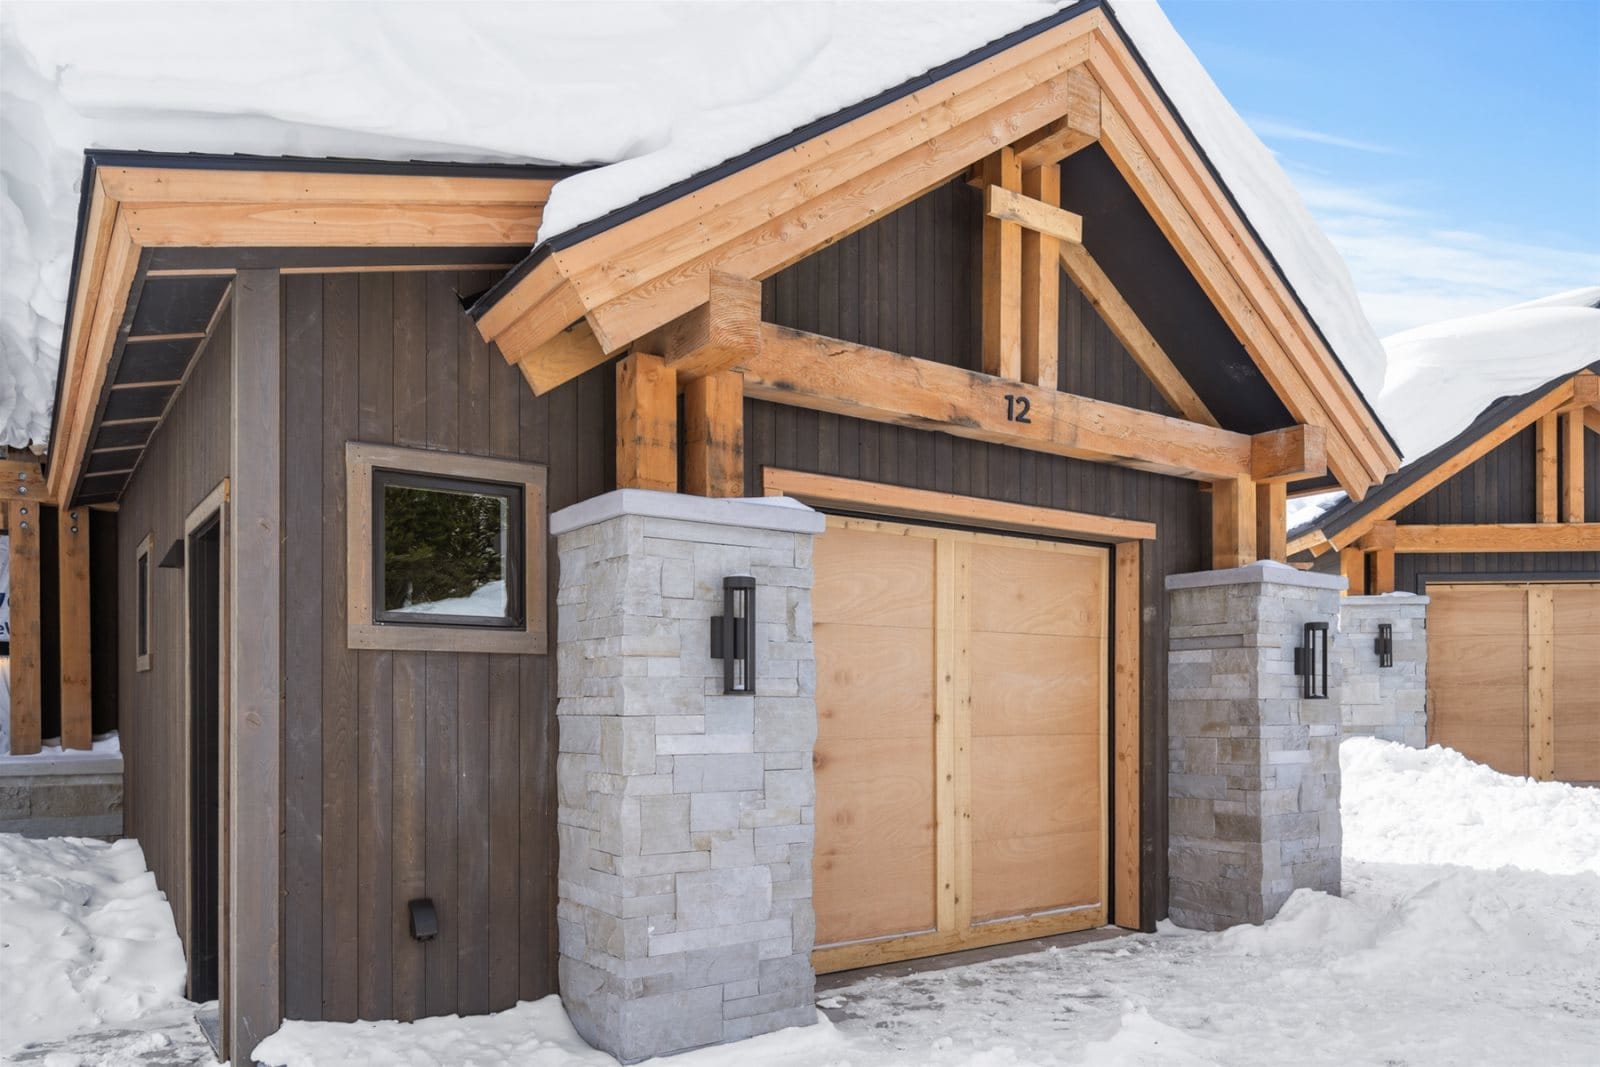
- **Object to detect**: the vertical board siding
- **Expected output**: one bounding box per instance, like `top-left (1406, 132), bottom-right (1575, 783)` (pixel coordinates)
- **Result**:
top-left (117, 304), bottom-right (234, 964)
top-left (1394, 425), bottom-right (1600, 592)
top-left (281, 271), bottom-right (609, 1023)
top-left (756, 177), bottom-right (1207, 925)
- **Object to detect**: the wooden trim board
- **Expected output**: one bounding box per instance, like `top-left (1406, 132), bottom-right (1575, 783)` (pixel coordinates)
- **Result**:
top-left (1390, 523), bottom-right (1600, 554)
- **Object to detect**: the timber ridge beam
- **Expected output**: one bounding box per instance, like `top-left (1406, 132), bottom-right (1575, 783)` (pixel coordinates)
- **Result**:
top-left (49, 165), bottom-right (558, 505)
top-left (473, 9), bottom-right (1399, 499)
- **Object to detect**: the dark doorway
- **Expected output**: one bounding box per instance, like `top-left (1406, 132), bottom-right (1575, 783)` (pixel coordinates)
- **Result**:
top-left (188, 514), bottom-right (222, 1003)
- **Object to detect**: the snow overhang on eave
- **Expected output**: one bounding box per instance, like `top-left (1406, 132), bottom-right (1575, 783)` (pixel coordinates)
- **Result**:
top-left (46, 150), bottom-right (585, 507)
top-left (468, 0), bottom-right (1400, 500)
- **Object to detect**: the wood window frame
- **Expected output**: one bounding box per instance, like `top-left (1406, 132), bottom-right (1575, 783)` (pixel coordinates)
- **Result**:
top-left (135, 531), bottom-right (154, 672)
top-left (762, 468), bottom-right (1146, 937)
top-left (345, 442), bottom-right (548, 654)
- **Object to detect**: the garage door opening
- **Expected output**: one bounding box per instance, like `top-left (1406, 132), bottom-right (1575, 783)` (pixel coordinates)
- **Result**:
top-left (811, 516), bottom-right (1114, 972)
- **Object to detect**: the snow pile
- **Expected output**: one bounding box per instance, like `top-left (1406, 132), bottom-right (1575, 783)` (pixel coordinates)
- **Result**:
top-left (1376, 290), bottom-right (1600, 460)
top-left (3, 1), bottom-right (1387, 450)
top-left (1341, 735), bottom-right (1600, 876)
top-left (0, 834), bottom-right (188, 1055)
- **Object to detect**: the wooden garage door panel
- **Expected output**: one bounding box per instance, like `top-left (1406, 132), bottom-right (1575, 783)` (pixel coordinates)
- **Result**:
top-left (971, 734), bottom-right (1100, 840)
top-left (815, 622), bottom-right (935, 739)
top-left (969, 632), bottom-right (1103, 736)
top-left (1553, 583), bottom-right (1600, 633)
top-left (972, 830), bottom-right (1101, 923)
top-left (1428, 585), bottom-right (1528, 637)
top-left (813, 527), bottom-right (934, 627)
top-left (1552, 585), bottom-right (1600, 782)
top-left (970, 543), bottom-right (1104, 637)
top-left (1429, 636), bottom-right (1531, 688)
top-left (815, 845), bottom-right (936, 946)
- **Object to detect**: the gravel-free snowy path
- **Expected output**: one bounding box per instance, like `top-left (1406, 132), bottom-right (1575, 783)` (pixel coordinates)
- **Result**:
top-left (5, 739), bottom-right (1597, 1066)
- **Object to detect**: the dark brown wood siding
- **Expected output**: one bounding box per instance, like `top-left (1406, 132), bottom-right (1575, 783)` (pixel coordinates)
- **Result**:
top-left (117, 303), bottom-right (234, 952)
top-left (279, 271), bottom-right (613, 1024)
top-left (1394, 424), bottom-right (1600, 591)
top-left (757, 178), bottom-right (1208, 925)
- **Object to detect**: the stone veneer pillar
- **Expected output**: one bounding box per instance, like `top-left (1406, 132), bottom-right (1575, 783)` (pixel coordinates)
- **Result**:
top-left (1166, 561), bottom-right (1345, 931)
top-left (549, 489), bottom-right (824, 1063)
top-left (1336, 595), bottom-right (1429, 748)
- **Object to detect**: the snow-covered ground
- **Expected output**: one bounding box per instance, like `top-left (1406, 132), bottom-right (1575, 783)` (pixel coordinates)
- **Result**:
top-left (7, 738), bottom-right (1597, 1066)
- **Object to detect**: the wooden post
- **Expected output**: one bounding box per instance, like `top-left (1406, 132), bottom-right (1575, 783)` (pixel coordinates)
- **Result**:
top-left (1527, 586), bottom-right (1554, 780)
top-left (1020, 164), bottom-right (1060, 389)
top-left (682, 370), bottom-right (745, 498)
top-left (58, 507), bottom-right (93, 750)
top-left (1561, 409), bottom-right (1585, 523)
top-left (6, 500), bottom-right (42, 754)
top-left (1535, 414), bottom-right (1558, 522)
top-left (1339, 546), bottom-right (1366, 596)
top-left (1369, 549), bottom-right (1396, 595)
top-left (616, 352), bottom-right (679, 493)
top-left (1210, 476), bottom-right (1256, 570)
top-left (1112, 540), bottom-right (1141, 930)
top-left (1255, 481), bottom-right (1286, 562)
top-left (980, 147), bottom-right (1022, 381)
top-left (229, 269), bottom-right (282, 1064)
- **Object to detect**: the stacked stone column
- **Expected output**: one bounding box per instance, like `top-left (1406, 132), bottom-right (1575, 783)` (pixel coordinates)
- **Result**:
top-left (1166, 561), bottom-right (1345, 930)
top-left (549, 490), bottom-right (822, 1063)
top-left (1336, 594), bottom-right (1429, 747)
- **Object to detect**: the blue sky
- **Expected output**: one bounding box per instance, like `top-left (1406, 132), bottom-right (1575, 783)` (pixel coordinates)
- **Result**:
top-left (1161, 0), bottom-right (1600, 335)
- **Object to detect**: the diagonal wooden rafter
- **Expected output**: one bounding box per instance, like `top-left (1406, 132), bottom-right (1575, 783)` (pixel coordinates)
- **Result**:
top-left (1012, 65), bottom-right (1102, 170)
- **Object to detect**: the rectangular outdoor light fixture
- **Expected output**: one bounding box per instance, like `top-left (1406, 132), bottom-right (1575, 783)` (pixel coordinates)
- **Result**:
top-left (710, 575), bottom-right (757, 695)
top-left (1374, 622), bottom-right (1394, 668)
top-left (1293, 621), bottom-right (1330, 700)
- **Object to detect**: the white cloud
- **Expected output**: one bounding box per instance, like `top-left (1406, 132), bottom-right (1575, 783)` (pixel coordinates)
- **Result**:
top-left (1247, 116), bottom-right (1401, 156)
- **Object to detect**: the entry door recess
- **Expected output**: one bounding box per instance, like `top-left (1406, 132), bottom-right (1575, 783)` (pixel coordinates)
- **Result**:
top-left (188, 514), bottom-right (223, 1002)
top-left (1428, 582), bottom-right (1599, 783)
top-left (812, 516), bottom-right (1108, 972)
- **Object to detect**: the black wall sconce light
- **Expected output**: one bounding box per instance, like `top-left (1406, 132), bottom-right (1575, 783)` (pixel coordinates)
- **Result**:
top-left (1293, 621), bottom-right (1330, 700)
top-left (710, 575), bottom-right (756, 695)
top-left (1374, 623), bottom-right (1394, 668)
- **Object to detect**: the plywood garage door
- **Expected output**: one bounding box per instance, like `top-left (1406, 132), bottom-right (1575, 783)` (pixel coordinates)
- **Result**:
top-left (1428, 582), bottom-right (1600, 783)
top-left (812, 516), bottom-right (1108, 972)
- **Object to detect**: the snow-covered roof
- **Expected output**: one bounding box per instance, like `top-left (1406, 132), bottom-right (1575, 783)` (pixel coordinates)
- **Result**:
top-left (2, 0), bottom-right (1388, 450)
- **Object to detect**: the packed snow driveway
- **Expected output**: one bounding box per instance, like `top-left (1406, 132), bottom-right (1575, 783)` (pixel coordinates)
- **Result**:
top-left (4, 738), bottom-right (1597, 1065)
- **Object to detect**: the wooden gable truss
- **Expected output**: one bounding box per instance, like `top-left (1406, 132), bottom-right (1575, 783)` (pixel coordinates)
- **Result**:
top-left (1294, 370), bottom-right (1600, 594)
top-left (472, 6), bottom-right (1398, 570)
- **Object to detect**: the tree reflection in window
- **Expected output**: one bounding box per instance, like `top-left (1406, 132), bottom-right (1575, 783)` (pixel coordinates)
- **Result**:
top-left (375, 473), bottom-right (523, 627)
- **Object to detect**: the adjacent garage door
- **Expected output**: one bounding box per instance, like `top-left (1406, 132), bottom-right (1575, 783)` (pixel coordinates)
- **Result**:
top-left (811, 516), bottom-right (1109, 972)
top-left (1428, 582), bottom-right (1600, 784)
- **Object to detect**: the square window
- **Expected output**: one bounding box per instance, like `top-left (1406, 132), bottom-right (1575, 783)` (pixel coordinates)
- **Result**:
top-left (346, 443), bottom-right (547, 654)
top-left (373, 472), bottom-right (523, 628)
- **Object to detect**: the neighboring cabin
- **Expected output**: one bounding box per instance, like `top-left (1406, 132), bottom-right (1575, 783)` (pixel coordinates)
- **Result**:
top-left (1292, 293), bottom-right (1600, 786)
top-left (13, 4), bottom-right (1402, 1064)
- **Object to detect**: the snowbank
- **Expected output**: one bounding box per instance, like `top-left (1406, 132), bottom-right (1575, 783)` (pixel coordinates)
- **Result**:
top-left (3, 0), bottom-right (1386, 451)
top-left (1341, 736), bottom-right (1600, 877)
top-left (1377, 297), bottom-right (1600, 460)
top-left (0, 834), bottom-right (188, 1055)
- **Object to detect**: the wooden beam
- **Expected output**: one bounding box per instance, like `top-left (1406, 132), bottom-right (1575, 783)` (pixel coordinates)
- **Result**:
top-left (1572, 371), bottom-right (1600, 406)
top-left (57, 507), bottom-right (93, 750)
top-left (761, 467), bottom-right (1156, 542)
top-left (1527, 586), bottom-right (1555, 781)
top-left (1256, 481), bottom-right (1287, 562)
top-left (615, 352), bottom-right (678, 492)
top-left (1251, 425), bottom-right (1327, 483)
top-left (1013, 66), bottom-right (1102, 170)
top-left (986, 184), bottom-right (1084, 246)
top-left (1369, 548), bottom-right (1396, 595)
top-left (636, 271), bottom-right (762, 381)
top-left (1357, 520), bottom-right (1397, 551)
top-left (1210, 475), bottom-right (1256, 569)
top-left (1340, 546), bottom-right (1366, 596)
top-left (5, 501), bottom-right (41, 754)
top-left (1561, 409), bottom-right (1585, 523)
top-left (97, 166), bottom-right (557, 207)
top-left (1112, 539), bottom-right (1141, 930)
top-left (1585, 404), bottom-right (1600, 436)
top-left (1020, 166), bottom-right (1061, 389)
top-left (0, 458), bottom-right (51, 504)
top-left (683, 370), bottom-right (745, 498)
top-left (1390, 522), bottom-right (1600, 553)
top-left (981, 148), bottom-right (1024, 381)
top-left (1057, 243), bottom-right (1216, 426)
top-left (510, 319), bottom-right (609, 397)
top-left (743, 324), bottom-right (1257, 482)
top-left (1535, 413), bottom-right (1559, 522)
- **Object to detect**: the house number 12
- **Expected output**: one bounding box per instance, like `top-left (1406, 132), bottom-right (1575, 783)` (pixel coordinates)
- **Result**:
top-left (1004, 394), bottom-right (1032, 423)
